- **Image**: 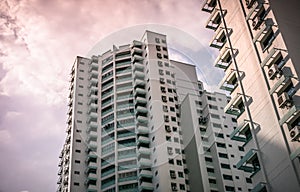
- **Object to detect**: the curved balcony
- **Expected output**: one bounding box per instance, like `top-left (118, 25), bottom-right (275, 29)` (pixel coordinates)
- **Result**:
top-left (137, 116), bottom-right (148, 124)
top-left (139, 169), bottom-right (153, 179)
top-left (136, 97), bottom-right (147, 105)
top-left (134, 79), bottom-right (145, 88)
top-left (89, 62), bottom-right (98, 72)
top-left (135, 88), bottom-right (146, 96)
top-left (87, 122), bottom-right (98, 132)
top-left (132, 55), bottom-right (144, 63)
top-left (133, 62), bottom-right (144, 72)
top-left (139, 181), bottom-right (154, 191)
top-left (134, 71), bottom-right (145, 79)
top-left (136, 106), bottom-right (148, 114)
top-left (224, 93), bottom-right (245, 117)
top-left (138, 147), bottom-right (151, 156)
top-left (137, 125), bottom-right (149, 134)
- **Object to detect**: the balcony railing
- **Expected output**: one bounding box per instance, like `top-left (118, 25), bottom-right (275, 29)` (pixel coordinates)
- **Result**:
top-left (230, 120), bottom-right (252, 144)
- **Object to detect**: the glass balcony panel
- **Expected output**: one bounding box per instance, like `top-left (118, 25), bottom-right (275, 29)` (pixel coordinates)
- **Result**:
top-left (202, 0), bottom-right (217, 13)
top-left (214, 47), bottom-right (232, 70)
top-left (137, 125), bottom-right (149, 134)
top-left (139, 181), bottom-right (154, 191)
top-left (139, 169), bottom-right (153, 178)
top-left (236, 149), bottom-right (260, 175)
top-left (209, 28), bottom-right (227, 49)
top-left (224, 94), bottom-right (245, 117)
top-left (219, 70), bottom-right (238, 93)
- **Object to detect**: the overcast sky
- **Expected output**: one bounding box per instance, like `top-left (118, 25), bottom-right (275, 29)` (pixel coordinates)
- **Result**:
top-left (0, 0), bottom-right (224, 191)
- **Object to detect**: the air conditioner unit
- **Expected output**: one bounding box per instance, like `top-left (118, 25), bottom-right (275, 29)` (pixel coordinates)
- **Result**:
top-left (165, 126), bottom-right (171, 132)
top-left (252, 16), bottom-right (263, 30)
top-left (289, 126), bottom-right (300, 141)
top-left (268, 64), bottom-right (281, 80)
top-left (277, 92), bottom-right (292, 108)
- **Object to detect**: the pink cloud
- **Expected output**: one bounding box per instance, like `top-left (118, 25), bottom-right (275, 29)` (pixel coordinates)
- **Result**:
top-left (0, 0), bottom-right (217, 191)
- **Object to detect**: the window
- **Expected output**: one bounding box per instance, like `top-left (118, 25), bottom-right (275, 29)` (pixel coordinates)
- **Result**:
top-left (205, 157), bottom-right (213, 162)
top-left (223, 174), bottom-right (233, 180)
top-left (164, 115), bottom-right (169, 122)
top-left (166, 136), bottom-right (171, 141)
top-left (170, 170), bottom-right (176, 179)
top-left (156, 45), bottom-right (161, 51)
top-left (162, 96), bottom-right (167, 102)
top-left (176, 160), bottom-right (182, 166)
top-left (218, 153), bottom-right (228, 159)
top-left (216, 142), bottom-right (226, 148)
top-left (159, 69), bottom-right (164, 75)
top-left (209, 178), bottom-right (217, 184)
top-left (215, 132), bottom-right (224, 138)
top-left (172, 127), bottom-right (177, 132)
top-left (163, 46), bottom-right (167, 51)
top-left (75, 139), bottom-right (81, 143)
top-left (76, 129), bottom-right (82, 133)
top-left (171, 116), bottom-right (176, 122)
top-left (167, 147), bottom-right (173, 155)
top-left (155, 38), bottom-right (160, 43)
top-left (171, 183), bottom-right (177, 191)
top-left (169, 97), bottom-right (174, 102)
top-left (179, 184), bottom-right (185, 190)
top-left (207, 96), bottom-right (216, 101)
top-left (161, 86), bottom-right (166, 93)
top-left (213, 123), bottom-right (222, 128)
top-left (78, 102), bottom-right (83, 105)
top-left (79, 77), bottom-right (84, 80)
top-left (77, 111), bottom-right (82, 114)
top-left (75, 149), bottom-right (81, 153)
top-left (75, 160), bottom-right (80, 164)
top-left (246, 178), bottom-right (252, 183)
top-left (158, 61), bottom-right (163, 67)
top-left (221, 163), bottom-right (230, 169)
top-left (209, 104), bottom-right (218, 110)
top-left (211, 114), bottom-right (220, 119)
top-left (239, 146), bottom-right (245, 151)
top-left (74, 171), bottom-right (80, 175)
top-left (175, 148), bottom-right (181, 154)
top-left (74, 182), bottom-right (79, 186)
top-left (78, 93), bottom-right (83, 96)
top-left (225, 186), bottom-right (235, 191)
top-left (164, 62), bottom-right (169, 67)
top-left (207, 167), bottom-right (215, 173)
top-left (174, 137), bottom-right (179, 143)
top-left (157, 53), bottom-right (162, 59)
top-left (170, 106), bottom-right (175, 112)
top-left (169, 158), bottom-right (174, 164)
top-left (163, 54), bottom-right (168, 59)
top-left (78, 85), bottom-right (83, 88)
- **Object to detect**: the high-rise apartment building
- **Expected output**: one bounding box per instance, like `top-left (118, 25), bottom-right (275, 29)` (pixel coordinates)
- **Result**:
top-left (202, 0), bottom-right (300, 191)
top-left (172, 61), bottom-right (253, 192)
top-left (57, 31), bottom-right (190, 192)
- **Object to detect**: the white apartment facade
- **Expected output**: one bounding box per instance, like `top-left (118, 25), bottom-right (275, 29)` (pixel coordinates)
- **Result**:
top-left (57, 31), bottom-right (190, 192)
top-left (202, 0), bottom-right (300, 191)
top-left (172, 60), bottom-right (253, 192)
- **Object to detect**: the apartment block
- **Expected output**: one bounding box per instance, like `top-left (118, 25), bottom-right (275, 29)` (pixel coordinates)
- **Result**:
top-left (57, 31), bottom-right (190, 192)
top-left (202, 0), bottom-right (300, 191)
